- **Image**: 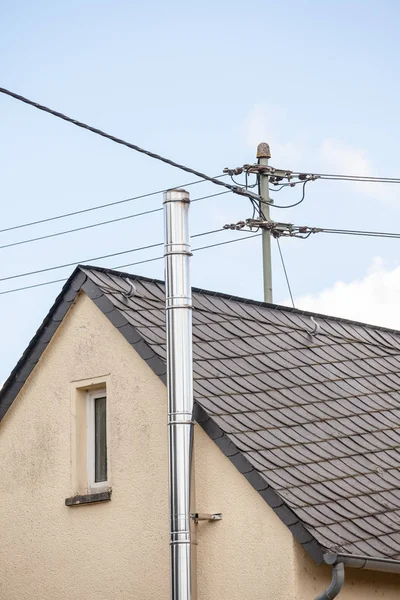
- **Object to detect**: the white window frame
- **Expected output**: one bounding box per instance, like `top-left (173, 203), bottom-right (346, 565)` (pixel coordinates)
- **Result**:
top-left (86, 388), bottom-right (108, 493)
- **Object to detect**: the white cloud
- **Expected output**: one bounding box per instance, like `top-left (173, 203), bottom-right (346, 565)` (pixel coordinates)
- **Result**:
top-left (243, 105), bottom-right (305, 166)
top-left (292, 257), bottom-right (400, 329)
top-left (243, 106), bottom-right (374, 178)
top-left (319, 138), bottom-right (382, 199)
top-left (243, 108), bottom-right (394, 203)
top-left (319, 138), bottom-right (397, 204)
top-left (320, 138), bottom-right (373, 177)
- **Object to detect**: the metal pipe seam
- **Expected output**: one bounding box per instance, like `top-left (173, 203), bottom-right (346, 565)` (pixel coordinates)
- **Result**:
top-left (164, 242), bottom-right (192, 247)
top-left (163, 192), bottom-right (190, 204)
top-left (165, 250), bottom-right (193, 257)
top-left (170, 542), bottom-right (191, 546)
top-left (168, 416), bottom-right (194, 420)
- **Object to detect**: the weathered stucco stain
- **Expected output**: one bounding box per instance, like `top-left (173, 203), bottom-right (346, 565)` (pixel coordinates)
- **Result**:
top-left (0, 292), bottom-right (399, 598)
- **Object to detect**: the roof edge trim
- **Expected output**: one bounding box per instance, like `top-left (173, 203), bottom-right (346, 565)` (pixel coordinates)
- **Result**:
top-left (325, 552), bottom-right (400, 574)
top-left (0, 267), bottom-right (84, 419)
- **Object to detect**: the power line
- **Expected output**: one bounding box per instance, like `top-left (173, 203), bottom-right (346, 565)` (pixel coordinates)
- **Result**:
top-left (320, 227), bottom-right (400, 239)
top-left (10, 218), bottom-right (400, 297)
top-left (0, 177), bottom-right (228, 235)
top-left (0, 242), bottom-right (164, 283)
top-left (114, 233), bottom-right (261, 271)
top-left (0, 207), bottom-right (162, 251)
top-left (0, 228), bottom-right (224, 283)
top-left (289, 170), bottom-right (400, 184)
top-left (276, 238), bottom-right (295, 309)
top-left (0, 86), bottom-right (259, 201)
top-left (0, 232), bottom-right (260, 296)
top-left (265, 181), bottom-right (310, 210)
top-left (317, 174), bottom-right (400, 183)
top-left (269, 180), bottom-right (305, 193)
top-left (228, 218), bottom-right (400, 242)
top-left (0, 191), bottom-right (230, 251)
top-left (187, 232), bottom-right (260, 254)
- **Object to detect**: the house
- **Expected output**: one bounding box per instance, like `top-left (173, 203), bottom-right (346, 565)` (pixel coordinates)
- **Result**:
top-left (1, 264), bottom-right (400, 599)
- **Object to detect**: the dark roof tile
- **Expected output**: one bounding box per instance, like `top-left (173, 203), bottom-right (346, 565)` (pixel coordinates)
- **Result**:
top-left (4, 265), bottom-right (400, 564)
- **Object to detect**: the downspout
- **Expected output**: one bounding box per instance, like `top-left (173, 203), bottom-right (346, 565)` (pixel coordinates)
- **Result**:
top-left (164, 189), bottom-right (195, 600)
top-left (314, 556), bottom-right (345, 600)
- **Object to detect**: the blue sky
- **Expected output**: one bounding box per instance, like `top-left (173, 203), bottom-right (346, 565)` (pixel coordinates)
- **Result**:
top-left (1, 0), bottom-right (400, 381)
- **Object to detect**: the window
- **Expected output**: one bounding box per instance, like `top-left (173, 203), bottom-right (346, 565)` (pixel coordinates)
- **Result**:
top-left (87, 389), bottom-right (108, 492)
top-left (66, 379), bottom-right (111, 506)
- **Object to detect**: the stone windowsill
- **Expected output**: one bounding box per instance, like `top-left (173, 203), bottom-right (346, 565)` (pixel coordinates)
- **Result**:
top-left (65, 490), bottom-right (112, 507)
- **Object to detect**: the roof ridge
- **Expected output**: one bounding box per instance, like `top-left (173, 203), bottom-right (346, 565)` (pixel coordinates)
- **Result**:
top-left (79, 264), bottom-right (400, 338)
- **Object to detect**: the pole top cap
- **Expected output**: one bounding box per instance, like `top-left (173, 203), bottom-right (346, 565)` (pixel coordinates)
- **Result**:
top-left (163, 188), bottom-right (190, 203)
top-left (257, 142), bottom-right (271, 159)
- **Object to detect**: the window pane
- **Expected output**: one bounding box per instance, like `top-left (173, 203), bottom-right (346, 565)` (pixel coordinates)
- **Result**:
top-left (94, 396), bottom-right (107, 483)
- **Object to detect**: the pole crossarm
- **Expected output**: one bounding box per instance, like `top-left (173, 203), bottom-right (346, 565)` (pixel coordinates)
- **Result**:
top-left (223, 218), bottom-right (322, 239)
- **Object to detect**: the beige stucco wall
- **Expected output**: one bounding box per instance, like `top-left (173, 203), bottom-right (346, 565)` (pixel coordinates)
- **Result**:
top-left (194, 424), bottom-right (296, 600)
top-left (0, 292), bottom-right (295, 600)
top-left (0, 292), bottom-right (170, 600)
top-left (0, 291), bottom-right (399, 599)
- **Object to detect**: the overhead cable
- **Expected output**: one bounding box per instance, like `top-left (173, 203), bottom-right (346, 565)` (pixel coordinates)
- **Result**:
top-left (0, 228), bottom-right (224, 282)
top-left (264, 181), bottom-right (310, 210)
top-left (321, 227), bottom-right (400, 239)
top-left (269, 180), bottom-right (305, 193)
top-left (0, 178), bottom-right (228, 235)
top-left (0, 191), bottom-right (230, 250)
top-left (224, 218), bottom-right (400, 242)
top-left (0, 232), bottom-right (260, 296)
top-left (313, 174), bottom-right (400, 183)
top-left (114, 233), bottom-right (261, 271)
top-left (0, 86), bottom-right (259, 201)
top-left (288, 170), bottom-right (400, 184)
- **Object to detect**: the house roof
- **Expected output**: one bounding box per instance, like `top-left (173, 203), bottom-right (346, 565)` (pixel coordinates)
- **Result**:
top-left (2, 265), bottom-right (400, 567)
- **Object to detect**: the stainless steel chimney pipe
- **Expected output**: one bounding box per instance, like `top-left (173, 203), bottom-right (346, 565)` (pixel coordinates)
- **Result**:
top-left (164, 189), bottom-right (194, 600)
